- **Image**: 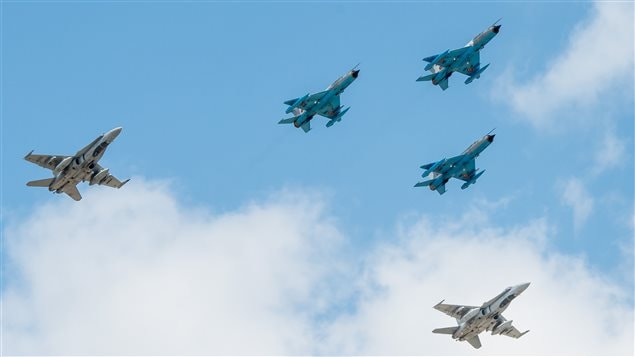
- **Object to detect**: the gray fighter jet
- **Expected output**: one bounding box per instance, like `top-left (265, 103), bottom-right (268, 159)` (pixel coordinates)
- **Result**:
top-left (24, 127), bottom-right (129, 201)
top-left (433, 283), bottom-right (530, 349)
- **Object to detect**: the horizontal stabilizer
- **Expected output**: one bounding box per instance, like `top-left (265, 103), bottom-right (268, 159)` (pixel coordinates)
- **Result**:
top-left (416, 73), bottom-right (435, 82)
top-left (300, 121), bottom-right (311, 133)
top-left (414, 178), bottom-right (434, 188)
top-left (432, 326), bottom-right (458, 335)
top-left (467, 335), bottom-right (482, 349)
top-left (278, 117), bottom-right (296, 125)
top-left (27, 178), bottom-right (54, 187)
top-left (439, 78), bottom-right (449, 91)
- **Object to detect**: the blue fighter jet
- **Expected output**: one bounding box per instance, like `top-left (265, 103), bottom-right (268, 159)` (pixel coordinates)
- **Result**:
top-left (417, 20), bottom-right (501, 90)
top-left (279, 66), bottom-right (359, 133)
top-left (415, 131), bottom-right (495, 195)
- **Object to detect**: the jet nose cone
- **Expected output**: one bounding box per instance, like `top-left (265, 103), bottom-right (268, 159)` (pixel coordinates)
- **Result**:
top-left (487, 134), bottom-right (495, 142)
top-left (107, 127), bottom-right (123, 140)
top-left (517, 282), bottom-right (530, 293)
top-left (352, 69), bottom-right (360, 78)
top-left (492, 24), bottom-right (501, 34)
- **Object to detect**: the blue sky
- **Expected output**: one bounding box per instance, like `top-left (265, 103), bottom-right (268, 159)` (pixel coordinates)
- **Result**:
top-left (2, 1), bottom-right (633, 354)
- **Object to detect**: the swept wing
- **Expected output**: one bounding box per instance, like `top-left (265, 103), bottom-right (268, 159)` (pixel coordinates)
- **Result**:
top-left (422, 155), bottom-right (466, 175)
top-left (63, 185), bottom-right (82, 201)
top-left (90, 163), bottom-right (130, 188)
top-left (284, 90), bottom-right (329, 111)
top-left (492, 315), bottom-right (529, 339)
top-left (454, 159), bottom-right (476, 182)
top-left (317, 95), bottom-right (341, 119)
top-left (455, 51), bottom-right (481, 76)
top-left (24, 153), bottom-right (70, 170)
top-left (434, 301), bottom-right (478, 320)
top-left (423, 47), bottom-right (470, 67)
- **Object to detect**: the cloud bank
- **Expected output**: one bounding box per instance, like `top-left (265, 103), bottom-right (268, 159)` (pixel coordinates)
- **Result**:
top-left (499, 1), bottom-right (634, 128)
top-left (559, 177), bottom-right (595, 232)
top-left (3, 180), bottom-right (633, 355)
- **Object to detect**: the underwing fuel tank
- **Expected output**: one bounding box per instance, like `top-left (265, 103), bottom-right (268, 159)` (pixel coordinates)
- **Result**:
top-left (53, 156), bottom-right (73, 176)
top-left (492, 320), bottom-right (513, 335)
top-left (90, 169), bottom-right (110, 185)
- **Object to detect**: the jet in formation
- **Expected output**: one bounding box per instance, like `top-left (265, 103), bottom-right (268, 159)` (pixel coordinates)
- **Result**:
top-left (24, 127), bottom-right (129, 201)
top-left (417, 20), bottom-right (501, 90)
top-left (415, 130), bottom-right (495, 195)
top-left (433, 282), bottom-right (530, 349)
top-left (278, 66), bottom-right (360, 132)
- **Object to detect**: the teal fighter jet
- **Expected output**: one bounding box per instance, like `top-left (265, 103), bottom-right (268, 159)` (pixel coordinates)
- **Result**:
top-left (415, 131), bottom-right (495, 195)
top-left (279, 66), bottom-right (359, 132)
top-left (417, 20), bottom-right (501, 90)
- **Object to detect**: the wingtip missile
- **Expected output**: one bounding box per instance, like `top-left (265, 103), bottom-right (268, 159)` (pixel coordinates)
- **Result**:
top-left (461, 169), bottom-right (486, 190)
top-left (325, 107), bottom-right (350, 128)
top-left (24, 150), bottom-right (34, 159)
top-left (465, 63), bottom-right (490, 84)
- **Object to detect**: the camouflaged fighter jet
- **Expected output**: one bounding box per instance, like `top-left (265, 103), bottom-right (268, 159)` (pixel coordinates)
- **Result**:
top-left (432, 283), bottom-right (530, 349)
top-left (24, 127), bottom-right (129, 201)
top-left (417, 20), bottom-right (501, 90)
top-left (415, 130), bottom-right (495, 195)
top-left (278, 65), bottom-right (359, 132)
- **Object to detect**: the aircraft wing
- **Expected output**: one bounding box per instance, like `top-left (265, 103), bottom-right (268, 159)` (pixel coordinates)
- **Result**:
top-left (64, 185), bottom-right (82, 201)
top-left (317, 95), bottom-right (341, 119)
top-left (24, 152), bottom-right (70, 170)
top-left (455, 51), bottom-right (481, 76)
top-left (285, 90), bottom-right (329, 111)
top-left (423, 47), bottom-right (470, 67)
top-left (500, 325), bottom-right (529, 339)
top-left (421, 155), bottom-right (465, 175)
top-left (91, 164), bottom-right (130, 189)
top-left (455, 159), bottom-right (476, 182)
top-left (434, 301), bottom-right (479, 320)
top-left (488, 314), bottom-right (529, 339)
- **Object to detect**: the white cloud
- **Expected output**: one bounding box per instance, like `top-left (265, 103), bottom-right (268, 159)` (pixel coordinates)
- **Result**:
top-left (593, 127), bottom-right (628, 175)
top-left (499, 1), bottom-right (634, 128)
top-left (560, 177), bottom-right (595, 232)
top-left (320, 214), bottom-right (633, 355)
top-left (3, 180), bottom-right (633, 355)
top-left (3, 180), bottom-right (345, 355)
